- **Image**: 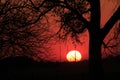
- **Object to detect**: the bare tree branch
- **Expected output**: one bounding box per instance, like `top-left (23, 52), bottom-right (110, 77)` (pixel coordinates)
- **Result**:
top-left (102, 21), bottom-right (120, 55)
top-left (0, 0), bottom-right (52, 60)
top-left (101, 7), bottom-right (120, 39)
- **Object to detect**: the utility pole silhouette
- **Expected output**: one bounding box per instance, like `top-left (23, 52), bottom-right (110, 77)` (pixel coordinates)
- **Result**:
top-left (75, 45), bottom-right (76, 62)
top-left (59, 43), bottom-right (61, 63)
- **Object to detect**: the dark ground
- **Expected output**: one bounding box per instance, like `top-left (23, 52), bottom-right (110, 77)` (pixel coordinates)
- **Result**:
top-left (0, 55), bottom-right (120, 80)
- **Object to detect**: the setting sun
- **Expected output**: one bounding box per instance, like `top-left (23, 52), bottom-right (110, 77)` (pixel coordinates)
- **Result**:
top-left (66, 50), bottom-right (82, 62)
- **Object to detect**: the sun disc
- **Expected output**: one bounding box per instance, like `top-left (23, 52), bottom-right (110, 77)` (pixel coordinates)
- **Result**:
top-left (66, 50), bottom-right (82, 62)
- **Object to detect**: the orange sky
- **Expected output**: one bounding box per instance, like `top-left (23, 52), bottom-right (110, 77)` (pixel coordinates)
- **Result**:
top-left (47, 0), bottom-right (120, 62)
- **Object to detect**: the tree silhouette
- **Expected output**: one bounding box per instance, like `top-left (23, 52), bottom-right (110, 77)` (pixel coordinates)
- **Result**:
top-left (1, 0), bottom-right (119, 79)
top-left (0, 0), bottom-right (52, 61)
top-left (103, 21), bottom-right (120, 56)
top-left (43, 0), bottom-right (119, 79)
top-left (26, 0), bottom-right (120, 79)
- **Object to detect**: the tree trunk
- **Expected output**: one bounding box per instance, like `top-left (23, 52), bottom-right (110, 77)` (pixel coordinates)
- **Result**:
top-left (88, 0), bottom-right (104, 79)
top-left (89, 31), bottom-right (103, 80)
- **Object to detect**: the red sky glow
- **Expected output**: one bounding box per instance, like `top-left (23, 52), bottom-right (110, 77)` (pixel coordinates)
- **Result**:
top-left (47, 0), bottom-right (120, 62)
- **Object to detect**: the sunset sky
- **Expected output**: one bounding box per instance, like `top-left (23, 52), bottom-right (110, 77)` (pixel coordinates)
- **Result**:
top-left (0, 1), bottom-right (119, 80)
top-left (1, 0), bottom-right (119, 62)
top-left (47, 0), bottom-right (120, 62)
